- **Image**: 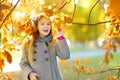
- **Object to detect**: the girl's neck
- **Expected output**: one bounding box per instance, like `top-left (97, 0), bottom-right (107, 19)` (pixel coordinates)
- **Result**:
top-left (39, 34), bottom-right (46, 38)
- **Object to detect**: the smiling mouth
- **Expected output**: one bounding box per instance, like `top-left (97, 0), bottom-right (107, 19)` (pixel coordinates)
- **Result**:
top-left (43, 30), bottom-right (48, 32)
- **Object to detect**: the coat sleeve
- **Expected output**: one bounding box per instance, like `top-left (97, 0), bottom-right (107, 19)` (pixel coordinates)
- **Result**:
top-left (55, 38), bottom-right (70, 59)
top-left (19, 48), bottom-right (34, 79)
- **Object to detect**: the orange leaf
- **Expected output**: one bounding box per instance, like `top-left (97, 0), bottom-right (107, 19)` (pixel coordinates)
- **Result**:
top-left (42, 5), bottom-right (54, 17)
top-left (1, 4), bottom-right (11, 9)
top-left (59, 59), bottom-right (66, 66)
top-left (102, 44), bottom-right (109, 50)
top-left (7, 77), bottom-right (13, 80)
top-left (64, 16), bottom-right (72, 24)
top-left (107, 0), bottom-right (120, 19)
top-left (105, 51), bottom-right (109, 60)
top-left (0, 58), bottom-right (5, 70)
top-left (2, 37), bottom-right (7, 44)
top-left (75, 57), bottom-right (80, 65)
top-left (3, 51), bottom-right (12, 63)
top-left (84, 58), bottom-right (88, 65)
top-left (80, 66), bottom-right (86, 73)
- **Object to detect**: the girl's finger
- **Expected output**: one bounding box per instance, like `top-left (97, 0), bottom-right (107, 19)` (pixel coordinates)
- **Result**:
top-left (34, 78), bottom-right (37, 80)
top-left (35, 73), bottom-right (40, 77)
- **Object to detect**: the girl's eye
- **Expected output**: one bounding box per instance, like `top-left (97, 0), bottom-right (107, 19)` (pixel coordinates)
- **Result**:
top-left (41, 23), bottom-right (44, 25)
top-left (47, 23), bottom-right (50, 25)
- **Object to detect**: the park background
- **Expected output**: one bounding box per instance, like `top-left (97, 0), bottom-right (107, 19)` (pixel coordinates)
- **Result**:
top-left (0, 0), bottom-right (120, 80)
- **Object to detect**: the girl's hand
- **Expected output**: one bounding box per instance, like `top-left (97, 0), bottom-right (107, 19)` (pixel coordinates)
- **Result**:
top-left (28, 72), bottom-right (40, 80)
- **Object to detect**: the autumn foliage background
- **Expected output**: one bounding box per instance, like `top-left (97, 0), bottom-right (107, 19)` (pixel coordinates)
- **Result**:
top-left (0, 0), bottom-right (120, 80)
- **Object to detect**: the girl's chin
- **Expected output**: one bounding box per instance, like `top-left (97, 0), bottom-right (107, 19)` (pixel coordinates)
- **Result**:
top-left (43, 33), bottom-right (49, 36)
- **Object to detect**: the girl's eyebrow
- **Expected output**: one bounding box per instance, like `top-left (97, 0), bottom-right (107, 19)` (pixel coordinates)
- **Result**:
top-left (39, 22), bottom-right (45, 24)
top-left (39, 21), bottom-right (51, 23)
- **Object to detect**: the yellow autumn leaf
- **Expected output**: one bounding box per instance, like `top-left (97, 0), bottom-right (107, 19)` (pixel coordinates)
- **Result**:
top-left (84, 57), bottom-right (88, 65)
top-left (75, 57), bottom-right (80, 65)
top-left (108, 75), bottom-right (117, 80)
top-left (3, 44), bottom-right (15, 51)
top-left (59, 59), bottom-right (66, 66)
top-left (102, 44), bottom-right (109, 50)
top-left (88, 67), bottom-right (95, 74)
top-left (0, 51), bottom-right (6, 60)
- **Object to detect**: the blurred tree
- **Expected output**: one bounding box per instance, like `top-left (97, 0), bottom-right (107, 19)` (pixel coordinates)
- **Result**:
top-left (65, 0), bottom-right (105, 44)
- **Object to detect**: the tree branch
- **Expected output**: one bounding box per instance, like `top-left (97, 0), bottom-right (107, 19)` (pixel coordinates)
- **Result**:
top-left (73, 20), bottom-right (111, 26)
top-left (59, 2), bottom-right (67, 11)
top-left (68, 0), bottom-right (72, 4)
top-left (59, 0), bottom-right (73, 11)
top-left (88, 0), bottom-right (100, 24)
top-left (72, 0), bottom-right (77, 22)
top-left (118, 68), bottom-right (120, 79)
top-left (0, 0), bottom-right (20, 28)
top-left (85, 66), bottom-right (120, 75)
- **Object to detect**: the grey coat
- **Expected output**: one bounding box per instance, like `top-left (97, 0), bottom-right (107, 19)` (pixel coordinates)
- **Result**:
top-left (19, 38), bottom-right (70, 80)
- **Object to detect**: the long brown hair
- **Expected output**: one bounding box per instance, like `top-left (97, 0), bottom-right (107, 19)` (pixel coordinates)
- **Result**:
top-left (23, 14), bottom-right (56, 62)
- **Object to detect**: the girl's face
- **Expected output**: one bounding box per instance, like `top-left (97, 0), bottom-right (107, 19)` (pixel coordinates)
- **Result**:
top-left (37, 17), bottom-right (51, 37)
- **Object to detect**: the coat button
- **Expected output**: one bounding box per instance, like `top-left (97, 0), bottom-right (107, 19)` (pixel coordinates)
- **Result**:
top-left (45, 58), bottom-right (49, 61)
top-left (33, 58), bottom-right (36, 61)
top-left (44, 50), bottom-right (47, 53)
top-left (34, 51), bottom-right (37, 54)
top-left (34, 44), bottom-right (37, 47)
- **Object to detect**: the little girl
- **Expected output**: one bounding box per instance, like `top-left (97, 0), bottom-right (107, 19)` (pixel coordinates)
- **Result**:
top-left (19, 14), bottom-right (70, 80)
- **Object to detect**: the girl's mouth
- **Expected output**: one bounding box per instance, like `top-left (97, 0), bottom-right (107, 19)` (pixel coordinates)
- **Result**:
top-left (43, 30), bottom-right (48, 32)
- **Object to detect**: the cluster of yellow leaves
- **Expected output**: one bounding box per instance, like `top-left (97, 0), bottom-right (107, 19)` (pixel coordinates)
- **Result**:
top-left (14, 4), bottom-right (72, 39)
top-left (101, 22), bottom-right (120, 63)
top-left (99, 0), bottom-right (120, 64)
top-left (0, 0), bottom-right (12, 30)
top-left (0, 37), bottom-right (15, 71)
top-left (108, 75), bottom-right (117, 80)
top-left (72, 57), bottom-right (95, 77)
top-left (0, 37), bottom-right (15, 79)
top-left (17, 15), bottom-right (37, 36)
top-left (59, 59), bottom-right (67, 68)
top-left (42, 4), bottom-right (58, 17)
top-left (0, 0), bottom-right (11, 21)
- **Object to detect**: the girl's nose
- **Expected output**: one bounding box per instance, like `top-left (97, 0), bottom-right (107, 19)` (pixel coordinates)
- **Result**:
top-left (45, 24), bottom-right (49, 27)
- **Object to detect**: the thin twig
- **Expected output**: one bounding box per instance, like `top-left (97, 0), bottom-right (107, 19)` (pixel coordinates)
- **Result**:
top-left (68, 0), bottom-right (72, 4)
top-left (118, 68), bottom-right (120, 79)
top-left (85, 66), bottom-right (120, 75)
top-left (88, 0), bottom-right (100, 24)
top-left (59, 2), bottom-right (67, 11)
top-left (73, 20), bottom-right (111, 26)
top-left (72, 0), bottom-right (77, 22)
top-left (0, 0), bottom-right (20, 28)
